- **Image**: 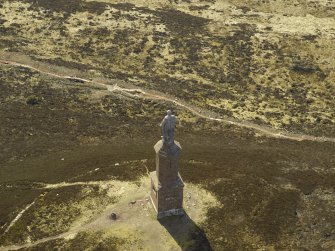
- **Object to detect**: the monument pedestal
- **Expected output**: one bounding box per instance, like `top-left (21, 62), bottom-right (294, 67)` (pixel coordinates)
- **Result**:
top-left (150, 140), bottom-right (184, 219)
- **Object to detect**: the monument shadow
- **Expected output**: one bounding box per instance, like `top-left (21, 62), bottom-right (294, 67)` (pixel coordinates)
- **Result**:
top-left (158, 212), bottom-right (213, 251)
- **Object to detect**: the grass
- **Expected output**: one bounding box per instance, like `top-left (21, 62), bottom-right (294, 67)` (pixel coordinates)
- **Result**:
top-left (19, 231), bottom-right (124, 251)
top-left (0, 0), bottom-right (335, 249)
top-left (0, 0), bottom-right (334, 136)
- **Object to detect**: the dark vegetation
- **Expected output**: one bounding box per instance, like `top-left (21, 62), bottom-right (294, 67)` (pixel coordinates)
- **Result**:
top-left (25, 0), bottom-right (108, 16)
top-left (1, 0), bottom-right (335, 249)
top-left (1, 65), bottom-right (334, 249)
top-left (1, 0), bottom-right (334, 137)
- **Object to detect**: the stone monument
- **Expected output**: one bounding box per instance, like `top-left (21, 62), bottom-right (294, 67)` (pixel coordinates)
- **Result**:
top-left (150, 110), bottom-right (184, 218)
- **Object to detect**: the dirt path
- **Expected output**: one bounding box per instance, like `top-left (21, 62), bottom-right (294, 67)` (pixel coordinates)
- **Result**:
top-left (0, 177), bottom-right (217, 251)
top-left (2, 199), bottom-right (39, 237)
top-left (0, 179), bottom-right (145, 251)
top-left (1, 59), bottom-right (334, 143)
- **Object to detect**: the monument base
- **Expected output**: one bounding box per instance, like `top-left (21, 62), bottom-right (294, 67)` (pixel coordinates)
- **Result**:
top-left (150, 171), bottom-right (184, 219)
top-left (157, 208), bottom-right (184, 219)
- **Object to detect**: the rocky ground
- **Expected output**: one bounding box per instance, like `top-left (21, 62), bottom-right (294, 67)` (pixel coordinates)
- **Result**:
top-left (0, 0), bottom-right (335, 250)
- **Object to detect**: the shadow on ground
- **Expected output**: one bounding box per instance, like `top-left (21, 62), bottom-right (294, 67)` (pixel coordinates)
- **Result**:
top-left (158, 212), bottom-right (213, 251)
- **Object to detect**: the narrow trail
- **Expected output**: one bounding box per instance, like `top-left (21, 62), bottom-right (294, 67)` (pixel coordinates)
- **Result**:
top-left (0, 160), bottom-right (152, 250)
top-left (2, 197), bottom-right (40, 236)
top-left (1, 59), bottom-right (334, 143)
top-left (0, 178), bottom-right (150, 251)
top-left (0, 199), bottom-right (119, 251)
top-left (0, 175), bottom-right (215, 251)
top-left (1, 234), bottom-right (59, 251)
top-left (2, 214), bottom-right (104, 250)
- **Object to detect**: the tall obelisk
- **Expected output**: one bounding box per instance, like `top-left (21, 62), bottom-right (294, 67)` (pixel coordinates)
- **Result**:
top-left (150, 110), bottom-right (184, 218)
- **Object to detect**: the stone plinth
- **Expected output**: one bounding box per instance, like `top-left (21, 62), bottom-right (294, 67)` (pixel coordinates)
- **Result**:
top-left (150, 140), bottom-right (184, 218)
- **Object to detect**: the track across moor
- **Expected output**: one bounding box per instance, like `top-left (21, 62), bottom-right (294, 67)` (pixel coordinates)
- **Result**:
top-left (1, 59), bottom-right (334, 143)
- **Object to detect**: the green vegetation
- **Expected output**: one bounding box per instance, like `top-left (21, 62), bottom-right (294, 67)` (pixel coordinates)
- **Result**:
top-left (1, 185), bottom-right (116, 245)
top-left (0, 0), bottom-right (334, 250)
top-left (0, 0), bottom-right (334, 136)
top-left (21, 231), bottom-right (124, 251)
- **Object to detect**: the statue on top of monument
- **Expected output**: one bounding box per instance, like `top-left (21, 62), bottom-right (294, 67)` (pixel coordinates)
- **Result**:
top-left (160, 110), bottom-right (176, 146)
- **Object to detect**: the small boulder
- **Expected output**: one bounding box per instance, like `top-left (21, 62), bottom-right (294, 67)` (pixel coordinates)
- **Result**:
top-left (110, 213), bottom-right (117, 220)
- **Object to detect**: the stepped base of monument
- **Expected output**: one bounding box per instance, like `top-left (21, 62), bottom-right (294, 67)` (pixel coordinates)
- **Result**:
top-left (150, 171), bottom-right (184, 218)
top-left (157, 208), bottom-right (184, 219)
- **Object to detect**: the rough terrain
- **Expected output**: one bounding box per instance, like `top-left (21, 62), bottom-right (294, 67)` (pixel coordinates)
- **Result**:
top-left (0, 0), bottom-right (334, 250)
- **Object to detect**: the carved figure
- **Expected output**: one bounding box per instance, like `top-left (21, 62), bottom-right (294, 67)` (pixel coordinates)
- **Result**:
top-left (160, 110), bottom-right (176, 145)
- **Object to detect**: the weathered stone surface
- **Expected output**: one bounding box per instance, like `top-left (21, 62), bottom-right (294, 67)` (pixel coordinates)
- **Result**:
top-left (110, 213), bottom-right (117, 220)
top-left (154, 140), bottom-right (181, 186)
top-left (150, 140), bottom-right (184, 218)
top-left (160, 110), bottom-right (177, 146)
